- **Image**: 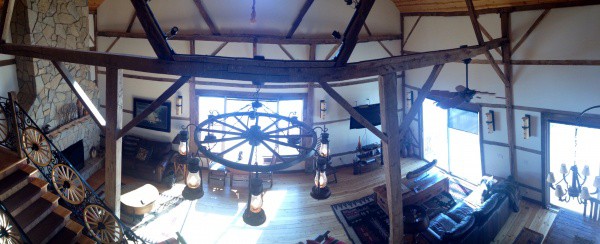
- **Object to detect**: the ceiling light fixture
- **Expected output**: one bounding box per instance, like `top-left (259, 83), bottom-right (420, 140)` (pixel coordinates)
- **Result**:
top-left (250, 0), bottom-right (257, 24)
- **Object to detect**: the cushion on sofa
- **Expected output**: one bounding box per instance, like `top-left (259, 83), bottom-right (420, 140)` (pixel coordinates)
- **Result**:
top-left (474, 193), bottom-right (500, 221)
top-left (429, 214), bottom-right (457, 240)
top-left (123, 136), bottom-right (140, 158)
top-left (446, 202), bottom-right (474, 223)
top-left (136, 145), bottom-right (153, 161)
top-left (444, 214), bottom-right (475, 241)
top-left (151, 141), bottom-right (172, 159)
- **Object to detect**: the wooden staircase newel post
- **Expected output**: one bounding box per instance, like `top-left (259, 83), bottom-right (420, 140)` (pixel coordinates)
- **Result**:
top-left (7, 91), bottom-right (25, 158)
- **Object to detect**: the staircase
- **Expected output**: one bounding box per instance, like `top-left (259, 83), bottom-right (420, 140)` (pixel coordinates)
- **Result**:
top-left (0, 146), bottom-right (95, 244)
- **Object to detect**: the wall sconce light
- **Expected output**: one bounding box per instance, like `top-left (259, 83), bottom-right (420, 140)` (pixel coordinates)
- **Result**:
top-left (320, 100), bottom-right (327, 120)
top-left (485, 110), bottom-right (495, 133)
top-left (522, 115), bottom-right (531, 139)
top-left (406, 91), bottom-right (414, 111)
top-left (176, 95), bottom-right (183, 115)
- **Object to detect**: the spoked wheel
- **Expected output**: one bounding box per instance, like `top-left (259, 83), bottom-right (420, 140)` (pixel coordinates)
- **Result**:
top-left (0, 106), bottom-right (9, 144)
top-left (0, 212), bottom-right (22, 244)
top-left (21, 127), bottom-right (53, 167)
top-left (52, 164), bottom-right (86, 204)
top-left (83, 204), bottom-right (124, 243)
top-left (195, 111), bottom-right (317, 172)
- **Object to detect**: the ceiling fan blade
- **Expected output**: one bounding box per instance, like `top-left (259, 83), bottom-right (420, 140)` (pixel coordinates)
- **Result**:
top-left (495, 96), bottom-right (507, 99)
top-left (475, 91), bottom-right (496, 95)
top-left (430, 90), bottom-right (458, 98)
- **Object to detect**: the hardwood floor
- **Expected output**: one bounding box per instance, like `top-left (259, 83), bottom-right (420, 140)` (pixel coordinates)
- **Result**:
top-left (88, 164), bottom-right (559, 243)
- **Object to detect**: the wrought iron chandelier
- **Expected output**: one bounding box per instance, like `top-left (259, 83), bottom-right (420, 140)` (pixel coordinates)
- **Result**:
top-left (176, 82), bottom-right (326, 226)
top-left (547, 105), bottom-right (600, 204)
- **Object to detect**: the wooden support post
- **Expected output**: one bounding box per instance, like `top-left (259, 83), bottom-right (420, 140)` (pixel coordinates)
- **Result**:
top-left (0, 0), bottom-right (15, 42)
top-left (317, 80), bottom-right (388, 143)
top-left (305, 44), bottom-right (316, 172)
top-left (7, 91), bottom-right (24, 158)
top-left (378, 73), bottom-right (403, 244)
top-left (501, 12), bottom-right (517, 177)
top-left (211, 42), bottom-right (228, 56)
top-left (189, 41), bottom-right (199, 156)
top-left (104, 67), bottom-right (123, 216)
top-left (52, 61), bottom-right (106, 130)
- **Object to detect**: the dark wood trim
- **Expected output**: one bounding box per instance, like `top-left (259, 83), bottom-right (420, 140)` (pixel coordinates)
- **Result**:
top-left (405, 84), bottom-right (422, 91)
top-left (513, 60), bottom-right (600, 66)
top-left (100, 105), bottom-right (190, 121)
top-left (0, 58), bottom-right (15, 67)
top-left (193, 0), bottom-right (220, 35)
top-left (479, 23), bottom-right (502, 56)
top-left (500, 12), bottom-right (517, 179)
top-left (130, 0), bottom-right (174, 60)
top-left (104, 67), bottom-right (123, 215)
top-left (313, 118), bottom-right (350, 126)
top-left (482, 140), bottom-right (509, 148)
top-left (515, 146), bottom-right (542, 155)
top-left (0, 0), bottom-right (15, 42)
top-left (479, 106), bottom-right (486, 176)
top-left (334, 0), bottom-right (375, 66)
top-left (512, 9), bottom-right (550, 53)
top-left (195, 89), bottom-right (306, 101)
top-left (105, 12), bottom-right (137, 53)
top-left (399, 0), bottom-right (600, 16)
top-left (97, 31), bottom-right (401, 46)
top-left (0, 38), bottom-right (506, 83)
top-left (118, 76), bottom-right (191, 138)
top-left (324, 44), bottom-right (340, 61)
top-left (278, 44), bottom-right (295, 60)
top-left (465, 0), bottom-right (485, 45)
top-left (403, 16), bottom-right (421, 47)
top-left (518, 182), bottom-right (543, 193)
top-left (286, 0), bottom-right (314, 38)
top-left (210, 42), bottom-right (228, 56)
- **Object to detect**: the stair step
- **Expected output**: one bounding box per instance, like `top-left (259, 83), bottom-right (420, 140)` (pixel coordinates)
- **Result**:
top-left (0, 147), bottom-right (26, 180)
top-left (77, 234), bottom-right (97, 244)
top-left (48, 220), bottom-right (86, 244)
top-left (48, 226), bottom-right (79, 244)
top-left (0, 169), bottom-right (30, 201)
top-left (14, 192), bottom-right (59, 232)
top-left (3, 178), bottom-right (48, 216)
top-left (26, 211), bottom-right (67, 244)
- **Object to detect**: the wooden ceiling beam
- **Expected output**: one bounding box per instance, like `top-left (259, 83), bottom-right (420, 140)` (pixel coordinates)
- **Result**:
top-left (335, 0), bottom-right (376, 66)
top-left (0, 38), bottom-right (505, 83)
top-left (512, 9), bottom-right (550, 53)
top-left (395, 0), bottom-right (599, 16)
top-left (286, 0), bottom-right (314, 38)
top-left (105, 12), bottom-right (137, 53)
top-left (130, 0), bottom-right (174, 60)
top-left (193, 0), bottom-right (220, 36)
top-left (96, 31), bottom-right (401, 45)
top-left (465, 0), bottom-right (485, 45)
top-left (402, 16), bottom-right (421, 47)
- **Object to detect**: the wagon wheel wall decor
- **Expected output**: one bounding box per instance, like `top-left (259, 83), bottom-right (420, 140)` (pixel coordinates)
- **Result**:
top-left (195, 111), bottom-right (317, 172)
top-left (52, 164), bottom-right (86, 205)
top-left (0, 212), bottom-right (22, 244)
top-left (83, 204), bottom-right (124, 243)
top-left (21, 127), bottom-right (53, 167)
top-left (0, 106), bottom-right (10, 144)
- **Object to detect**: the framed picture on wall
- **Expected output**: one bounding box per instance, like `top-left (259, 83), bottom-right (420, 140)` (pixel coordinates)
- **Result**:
top-left (133, 98), bottom-right (171, 132)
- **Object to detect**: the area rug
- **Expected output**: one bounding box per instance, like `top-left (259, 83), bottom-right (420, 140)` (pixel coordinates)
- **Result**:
top-left (331, 191), bottom-right (459, 244)
top-left (513, 227), bottom-right (543, 244)
top-left (331, 194), bottom-right (389, 244)
top-left (128, 193), bottom-right (187, 243)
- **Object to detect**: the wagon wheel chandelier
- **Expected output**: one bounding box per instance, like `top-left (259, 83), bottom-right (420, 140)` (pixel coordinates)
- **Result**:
top-left (188, 82), bottom-right (319, 226)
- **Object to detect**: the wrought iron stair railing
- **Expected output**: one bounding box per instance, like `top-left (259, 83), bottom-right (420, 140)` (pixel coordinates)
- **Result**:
top-left (0, 96), bottom-right (145, 243)
top-left (0, 201), bottom-right (31, 244)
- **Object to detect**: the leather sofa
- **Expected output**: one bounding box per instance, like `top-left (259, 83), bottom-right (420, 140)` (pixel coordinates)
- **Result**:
top-left (122, 135), bottom-right (175, 187)
top-left (424, 191), bottom-right (514, 243)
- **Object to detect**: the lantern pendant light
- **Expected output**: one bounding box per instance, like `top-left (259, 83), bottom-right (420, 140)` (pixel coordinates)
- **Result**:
top-left (178, 130), bottom-right (189, 156)
top-left (182, 157), bottom-right (204, 200)
top-left (243, 175), bottom-right (266, 226)
top-left (311, 130), bottom-right (331, 200)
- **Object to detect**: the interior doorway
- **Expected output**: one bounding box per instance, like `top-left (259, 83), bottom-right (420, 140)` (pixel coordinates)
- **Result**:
top-left (422, 99), bottom-right (482, 184)
top-left (548, 122), bottom-right (600, 213)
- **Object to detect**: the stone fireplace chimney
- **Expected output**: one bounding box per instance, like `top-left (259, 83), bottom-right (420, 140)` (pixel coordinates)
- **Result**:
top-left (10, 0), bottom-right (100, 161)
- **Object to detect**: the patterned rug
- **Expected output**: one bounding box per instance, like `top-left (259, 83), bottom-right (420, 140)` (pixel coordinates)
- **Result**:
top-left (332, 191), bottom-right (460, 244)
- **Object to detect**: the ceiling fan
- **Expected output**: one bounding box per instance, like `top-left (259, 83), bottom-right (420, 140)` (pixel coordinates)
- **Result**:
top-left (430, 57), bottom-right (500, 109)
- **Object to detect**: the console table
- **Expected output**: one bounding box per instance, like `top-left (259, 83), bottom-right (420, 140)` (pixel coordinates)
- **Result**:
top-left (373, 168), bottom-right (449, 215)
